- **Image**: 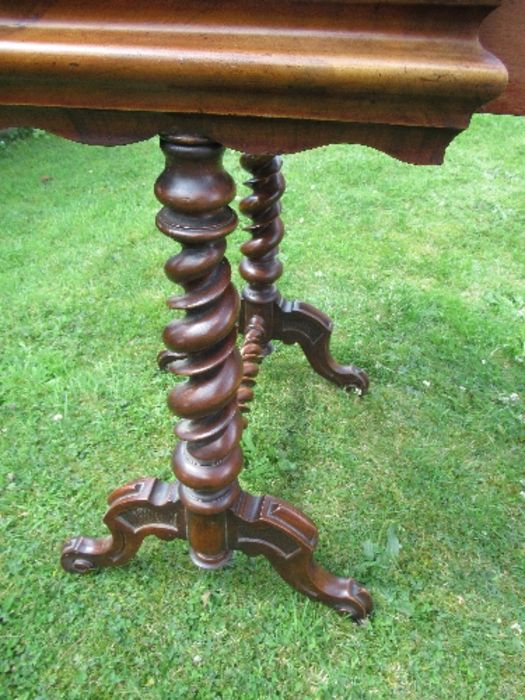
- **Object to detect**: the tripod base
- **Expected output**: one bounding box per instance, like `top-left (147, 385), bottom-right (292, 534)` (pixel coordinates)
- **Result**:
top-left (61, 477), bottom-right (372, 621)
top-left (240, 296), bottom-right (369, 393)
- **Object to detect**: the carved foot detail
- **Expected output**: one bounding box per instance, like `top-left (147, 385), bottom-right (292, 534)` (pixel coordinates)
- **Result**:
top-left (272, 298), bottom-right (369, 393)
top-left (60, 478), bottom-right (372, 618)
top-left (61, 478), bottom-right (185, 573)
top-left (231, 491), bottom-right (372, 620)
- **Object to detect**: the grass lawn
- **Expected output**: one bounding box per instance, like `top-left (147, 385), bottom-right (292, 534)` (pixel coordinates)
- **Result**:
top-left (1, 115), bottom-right (524, 699)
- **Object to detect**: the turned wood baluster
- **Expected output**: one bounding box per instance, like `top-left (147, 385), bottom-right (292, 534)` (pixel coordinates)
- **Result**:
top-left (155, 134), bottom-right (243, 569)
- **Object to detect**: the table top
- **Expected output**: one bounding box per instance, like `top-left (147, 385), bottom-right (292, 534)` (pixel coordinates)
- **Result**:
top-left (0, 1), bottom-right (522, 161)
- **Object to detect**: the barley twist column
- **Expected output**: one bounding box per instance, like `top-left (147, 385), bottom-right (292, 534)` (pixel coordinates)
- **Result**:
top-left (155, 134), bottom-right (243, 569)
top-left (238, 314), bottom-right (265, 426)
top-left (239, 153), bottom-right (369, 393)
top-left (238, 155), bottom-right (285, 349)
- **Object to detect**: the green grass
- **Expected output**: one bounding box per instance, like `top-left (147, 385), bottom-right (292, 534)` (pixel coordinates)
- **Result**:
top-left (1, 115), bottom-right (524, 699)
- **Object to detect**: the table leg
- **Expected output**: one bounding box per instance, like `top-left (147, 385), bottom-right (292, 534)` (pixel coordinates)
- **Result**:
top-left (238, 154), bottom-right (369, 394)
top-left (61, 134), bottom-right (372, 620)
top-left (61, 478), bottom-right (185, 572)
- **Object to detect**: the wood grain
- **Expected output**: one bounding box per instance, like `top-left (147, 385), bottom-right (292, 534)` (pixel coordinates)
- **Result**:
top-left (0, 1), bottom-right (507, 128)
top-left (480, 0), bottom-right (525, 115)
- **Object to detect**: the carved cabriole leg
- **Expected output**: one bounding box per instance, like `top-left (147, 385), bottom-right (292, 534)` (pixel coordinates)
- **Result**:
top-left (231, 492), bottom-right (373, 620)
top-left (61, 478), bottom-right (185, 572)
top-left (239, 154), bottom-right (369, 394)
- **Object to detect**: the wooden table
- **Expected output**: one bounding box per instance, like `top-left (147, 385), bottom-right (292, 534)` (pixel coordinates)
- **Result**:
top-left (1, 0), bottom-right (523, 621)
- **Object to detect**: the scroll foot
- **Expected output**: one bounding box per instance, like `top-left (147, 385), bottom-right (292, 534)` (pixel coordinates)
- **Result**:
top-left (60, 478), bottom-right (185, 573)
top-left (231, 491), bottom-right (372, 620)
top-left (272, 298), bottom-right (369, 393)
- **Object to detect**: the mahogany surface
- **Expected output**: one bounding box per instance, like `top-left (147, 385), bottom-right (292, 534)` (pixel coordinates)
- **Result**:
top-left (61, 135), bottom-right (373, 619)
top-left (0, 0), bottom-right (518, 159)
top-left (1, 0), bottom-right (522, 620)
top-left (238, 154), bottom-right (369, 392)
top-left (480, 0), bottom-right (525, 115)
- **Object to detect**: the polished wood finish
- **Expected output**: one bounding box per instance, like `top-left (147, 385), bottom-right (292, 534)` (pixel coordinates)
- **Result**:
top-left (239, 154), bottom-right (369, 392)
top-left (0, 1), bottom-right (504, 123)
top-left (2, 0), bottom-right (522, 620)
top-left (0, 0), bottom-right (515, 161)
top-left (481, 0), bottom-right (525, 115)
top-left (62, 136), bottom-right (372, 619)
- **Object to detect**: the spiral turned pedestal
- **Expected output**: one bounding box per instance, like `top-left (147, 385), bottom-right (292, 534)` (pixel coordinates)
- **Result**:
top-left (61, 135), bottom-right (243, 572)
top-left (239, 155), bottom-right (284, 350)
top-left (156, 134), bottom-right (243, 569)
top-left (60, 134), bottom-right (372, 621)
top-left (239, 154), bottom-right (369, 393)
